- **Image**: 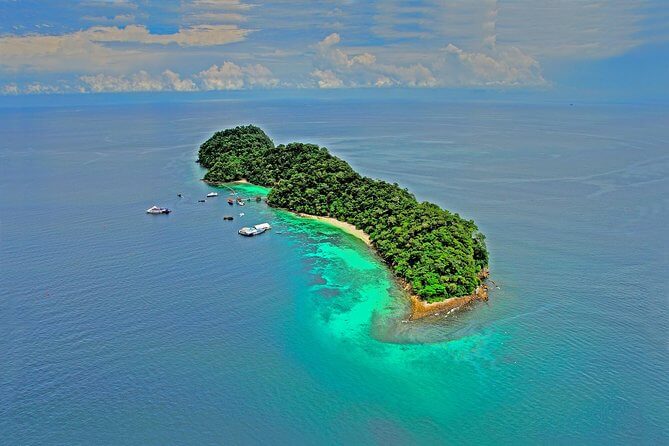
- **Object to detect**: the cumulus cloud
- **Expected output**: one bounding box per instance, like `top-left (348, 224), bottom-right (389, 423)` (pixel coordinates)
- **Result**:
top-left (80, 71), bottom-right (164, 92)
top-left (197, 62), bottom-right (279, 90)
top-left (312, 33), bottom-right (437, 88)
top-left (3, 61), bottom-right (278, 95)
top-left (197, 62), bottom-right (245, 90)
top-left (79, 69), bottom-right (197, 92)
top-left (311, 69), bottom-right (343, 88)
top-left (315, 33), bottom-right (376, 69)
top-left (162, 70), bottom-right (199, 91)
top-left (310, 32), bottom-right (544, 88)
top-left (441, 43), bottom-right (546, 87)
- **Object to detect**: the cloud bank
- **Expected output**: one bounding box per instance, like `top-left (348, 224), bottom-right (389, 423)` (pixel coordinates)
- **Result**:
top-left (0, 0), bottom-right (660, 94)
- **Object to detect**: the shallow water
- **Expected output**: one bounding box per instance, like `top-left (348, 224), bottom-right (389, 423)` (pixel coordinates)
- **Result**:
top-left (1, 97), bottom-right (667, 444)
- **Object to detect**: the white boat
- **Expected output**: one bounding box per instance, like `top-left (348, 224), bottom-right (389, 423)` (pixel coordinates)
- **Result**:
top-left (146, 205), bottom-right (171, 214)
top-left (238, 223), bottom-right (271, 237)
top-left (206, 192), bottom-right (219, 197)
top-left (254, 223), bottom-right (271, 231)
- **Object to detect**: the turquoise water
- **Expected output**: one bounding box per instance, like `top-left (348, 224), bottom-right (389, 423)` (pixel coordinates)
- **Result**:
top-left (1, 98), bottom-right (667, 444)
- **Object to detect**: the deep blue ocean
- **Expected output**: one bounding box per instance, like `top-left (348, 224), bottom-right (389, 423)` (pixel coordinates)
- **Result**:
top-left (1, 95), bottom-right (667, 444)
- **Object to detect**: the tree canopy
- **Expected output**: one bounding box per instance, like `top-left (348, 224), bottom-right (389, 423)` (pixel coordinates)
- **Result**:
top-left (199, 125), bottom-right (488, 302)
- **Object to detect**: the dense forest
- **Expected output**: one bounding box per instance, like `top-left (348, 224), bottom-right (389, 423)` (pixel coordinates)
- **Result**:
top-left (199, 125), bottom-right (488, 302)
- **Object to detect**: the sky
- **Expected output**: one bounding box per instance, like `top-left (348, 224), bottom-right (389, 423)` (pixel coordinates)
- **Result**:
top-left (0, 0), bottom-right (667, 101)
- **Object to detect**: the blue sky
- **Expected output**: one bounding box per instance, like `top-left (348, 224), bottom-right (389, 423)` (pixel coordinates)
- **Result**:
top-left (0, 0), bottom-right (667, 100)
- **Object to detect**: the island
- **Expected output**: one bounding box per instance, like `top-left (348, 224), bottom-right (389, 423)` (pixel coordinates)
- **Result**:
top-left (198, 125), bottom-right (489, 319)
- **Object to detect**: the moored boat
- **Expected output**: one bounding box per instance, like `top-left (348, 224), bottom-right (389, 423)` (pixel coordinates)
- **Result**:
top-left (227, 198), bottom-right (234, 205)
top-left (238, 222), bottom-right (271, 237)
top-left (146, 205), bottom-right (171, 214)
top-left (206, 192), bottom-right (219, 197)
top-left (236, 197), bottom-right (245, 206)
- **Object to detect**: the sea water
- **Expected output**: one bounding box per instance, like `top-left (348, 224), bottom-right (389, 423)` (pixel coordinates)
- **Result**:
top-left (1, 96), bottom-right (667, 444)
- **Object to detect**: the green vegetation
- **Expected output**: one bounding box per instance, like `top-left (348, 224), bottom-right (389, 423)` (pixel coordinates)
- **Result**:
top-left (199, 125), bottom-right (488, 302)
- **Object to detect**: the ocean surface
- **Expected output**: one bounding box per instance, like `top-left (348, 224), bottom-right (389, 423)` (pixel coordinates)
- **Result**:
top-left (1, 96), bottom-right (667, 444)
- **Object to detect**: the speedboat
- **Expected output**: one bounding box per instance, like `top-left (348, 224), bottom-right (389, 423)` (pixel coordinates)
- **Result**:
top-left (227, 198), bottom-right (234, 205)
top-left (206, 192), bottom-right (219, 198)
top-left (146, 205), bottom-right (171, 214)
top-left (236, 198), bottom-right (245, 206)
top-left (238, 223), bottom-right (271, 237)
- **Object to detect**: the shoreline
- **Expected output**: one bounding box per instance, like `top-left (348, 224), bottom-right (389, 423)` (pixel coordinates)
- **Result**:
top-left (296, 213), bottom-right (372, 247)
top-left (295, 211), bottom-right (488, 320)
top-left (211, 180), bottom-right (489, 321)
top-left (408, 283), bottom-right (488, 320)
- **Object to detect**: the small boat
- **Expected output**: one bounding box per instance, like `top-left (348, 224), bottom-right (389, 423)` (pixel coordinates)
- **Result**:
top-left (146, 205), bottom-right (171, 214)
top-left (255, 196), bottom-right (262, 202)
top-left (236, 198), bottom-right (245, 206)
top-left (223, 215), bottom-right (234, 221)
top-left (227, 198), bottom-right (234, 205)
top-left (198, 199), bottom-right (206, 203)
top-left (238, 223), bottom-right (271, 237)
top-left (206, 192), bottom-right (218, 198)
top-left (177, 193), bottom-right (182, 198)
top-left (239, 212), bottom-right (245, 217)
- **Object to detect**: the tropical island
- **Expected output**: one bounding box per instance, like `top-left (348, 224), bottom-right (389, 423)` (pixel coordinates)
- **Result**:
top-left (198, 125), bottom-right (489, 319)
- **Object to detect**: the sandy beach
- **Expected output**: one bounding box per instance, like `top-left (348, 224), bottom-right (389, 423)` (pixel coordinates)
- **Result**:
top-left (297, 213), bottom-right (372, 247)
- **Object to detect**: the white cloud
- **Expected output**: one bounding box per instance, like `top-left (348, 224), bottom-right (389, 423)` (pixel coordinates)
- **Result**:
top-left (0, 24), bottom-right (251, 73)
top-left (441, 43), bottom-right (546, 86)
top-left (197, 62), bottom-right (245, 90)
top-left (374, 76), bottom-right (394, 87)
top-left (3, 61), bottom-right (277, 94)
top-left (80, 71), bottom-right (163, 92)
top-left (242, 64), bottom-right (280, 87)
top-left (79, 69), bottom-right (198, 92)
top-left (162, 70), bottom-right (199, 91)
top-left (311, 32), bottom-right (544, 88)
top-left (24, 83), bottom-right (62, 94)
top-left (315, 33), bottom-right (376, 69)
top-left (2, 83), bottom-right (20, 95)
top-left (197, 62), bottom-right (278, 90)
top-left (311, 69), bottom-right (343, 88)
top-left (312, 33), bottom-right (437, 88)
